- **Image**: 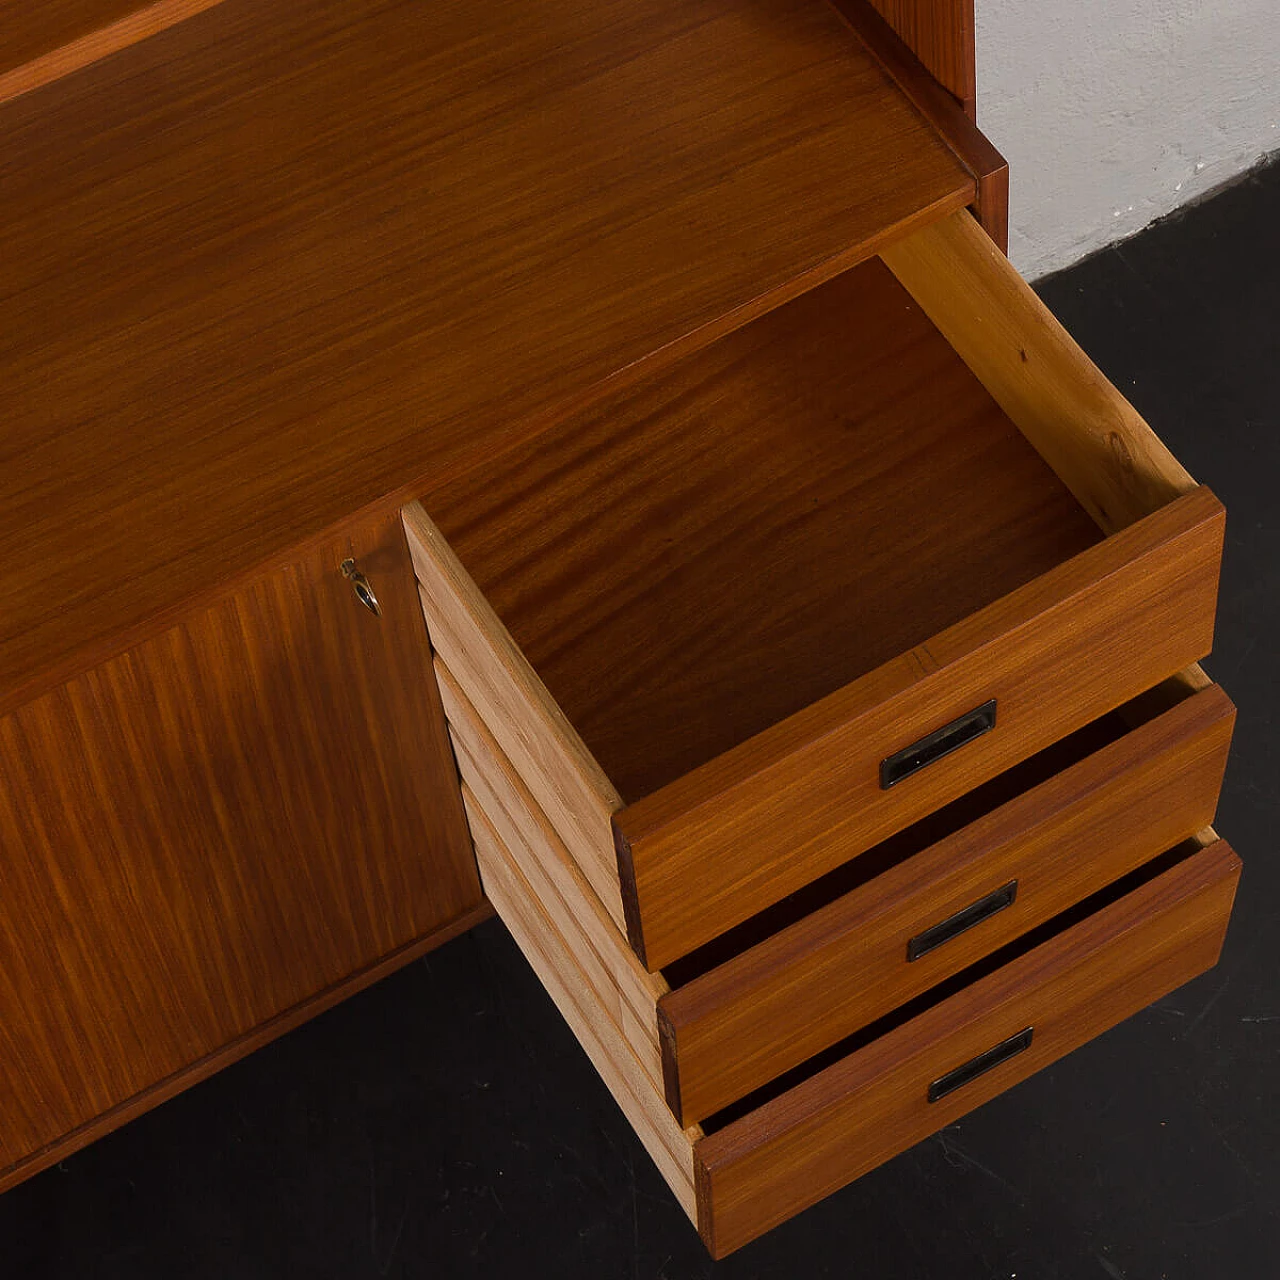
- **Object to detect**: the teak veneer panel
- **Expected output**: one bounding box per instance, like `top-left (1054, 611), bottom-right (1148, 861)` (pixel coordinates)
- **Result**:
top-left (421, 259), bottom-right (1101, 804)
top-left (0, 511), bottom-right (480, 1179)
top-left (865, 0), bottom-right (975, 113)
top-left (0, 901), bottom-right (492, 1198)
top-left (0, 0), bottom-right (974, 720)
top-left (0, 1), bottom-right (226, 105)
top-left (831, 1), bottom-right (1005, 248)
top-left (695, 838), bottom-right (1242, 1257)
top-left (659, 683), bottom-right (1236, 1123)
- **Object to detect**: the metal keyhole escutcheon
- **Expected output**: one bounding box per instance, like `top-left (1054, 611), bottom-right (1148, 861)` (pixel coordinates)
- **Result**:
top-left (340, 558), bottom-right (382, 617)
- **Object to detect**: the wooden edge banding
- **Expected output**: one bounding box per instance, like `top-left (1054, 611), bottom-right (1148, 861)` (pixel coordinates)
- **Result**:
top-left (612, 822), bottom-right (651, 970)
top-left (694, 1154), bottom-right (718, 1255)
top-left (656, 1006), bottom-right (685, 1124)
top-left (880, 209), bottom-right (1197, 533)
top-left (402, 503), bottom-right (621, 808)
top-left (436, 661), bottom-right (670, 1054)
top-left (0, 901), bottom-right (492, 1196)
top-left (0, 0), bottom-right (228, 107)
top-left (462, 786), bottom-right (702, 1221)
top-left (831, 0), bottom-right (1006, 249)
top-left (976, 163), bottom-right (1011, 258)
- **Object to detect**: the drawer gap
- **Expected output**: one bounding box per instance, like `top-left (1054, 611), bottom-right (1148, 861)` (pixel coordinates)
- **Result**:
top-left (661, 675), bottom-right (1196, 986)
top-left (697, 837), bottom-right (1203, 1133)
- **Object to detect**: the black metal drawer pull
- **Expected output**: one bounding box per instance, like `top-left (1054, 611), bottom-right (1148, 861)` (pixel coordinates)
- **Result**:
top-left (928, 1026), bottom-right (1034, 1103)
top-left (907, 880), bottom-right (1018, 962)
top-left (880, 699), bottom-right (997, 789)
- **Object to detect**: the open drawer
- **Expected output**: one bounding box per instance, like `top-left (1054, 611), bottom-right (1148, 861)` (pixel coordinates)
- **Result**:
top-left (460, 707), bottom-right (1240, 1257)
top-left (405, 208), bottom-right (1225, 971)
top-left (443, 658), bottom-right (1233, 1126)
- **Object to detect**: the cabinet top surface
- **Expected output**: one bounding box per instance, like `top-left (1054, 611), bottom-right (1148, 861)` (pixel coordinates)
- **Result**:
top-left (0, 0), bottom-right (971, 711)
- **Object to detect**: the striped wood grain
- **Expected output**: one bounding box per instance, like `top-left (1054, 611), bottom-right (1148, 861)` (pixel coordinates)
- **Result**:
top-left (439, 663), bottom-right (666, 1089)
top-left (615, 488), bottom-right (1224, 968)
top-left (0, 511), bottom-right (480, 1180)
top-left (694, 837), bottom-right (1241, 1256)
top-left (658, 683), bottom-right (1236, 1123)
top-left (463, 791), bottom-right (701, 1220)
top-left (0, 0), bottom-right (225, 105)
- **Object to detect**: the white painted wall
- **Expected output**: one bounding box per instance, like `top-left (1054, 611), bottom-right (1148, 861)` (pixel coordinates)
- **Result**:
top-left (977, 0), bottom-right (1280, 279)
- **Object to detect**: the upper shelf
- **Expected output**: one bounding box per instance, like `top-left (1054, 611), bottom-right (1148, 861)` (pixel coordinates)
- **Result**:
top-left (0, 0), bottom-right (974, 714)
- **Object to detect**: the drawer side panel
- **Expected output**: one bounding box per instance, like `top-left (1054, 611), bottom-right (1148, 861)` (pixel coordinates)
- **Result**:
top-left (617, 488), bottom-right (1225, 969)
top-left (404, 503), bottom-right (627, 929)
top-left (464, 792), bottom-right (699, 1220)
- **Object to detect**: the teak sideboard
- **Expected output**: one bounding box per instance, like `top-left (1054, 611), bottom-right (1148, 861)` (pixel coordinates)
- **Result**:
top-left (0, 0), bottom-right (1241, 1257)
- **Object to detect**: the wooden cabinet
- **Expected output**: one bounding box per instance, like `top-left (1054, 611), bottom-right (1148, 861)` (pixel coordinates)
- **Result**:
top-left (448, 658), bottom-right (1237, 1254)
top-left (0, 512), bottom-right (482, 1188)
top-left (0, 0), bottom-right (1244, 1259)
top-left (407, 210), bottom-right (1242, 1254)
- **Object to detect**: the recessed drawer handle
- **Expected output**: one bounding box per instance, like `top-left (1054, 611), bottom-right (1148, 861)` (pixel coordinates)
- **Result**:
top-left (928, 1026), bottom-right (1034, 1103)
top-left (879, 699), bottom-right (997, 789)
top-left (907, 880), bottom-right (1018, 962)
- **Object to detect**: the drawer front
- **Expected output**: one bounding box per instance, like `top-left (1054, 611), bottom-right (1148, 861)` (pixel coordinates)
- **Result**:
top-left (693, 837), bottom-right (1241, 1258)
top-left (615, 487), bottom-right (1224, 968)
top-left (659, 681), bottom-right (1236, 1123)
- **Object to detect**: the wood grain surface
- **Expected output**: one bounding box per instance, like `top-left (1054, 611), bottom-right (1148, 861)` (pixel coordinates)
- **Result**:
top-left (615, 487), bottom-right (1224, 969)
top-left (439, 663), bottom-right (667, 1089)
top-left (831, 0), bottom-right (1005, 247)
top-left (0, 0), bottom-right (225, 105)
top-left (464, 789), bottom-right (703, 1222)
top-left (421, 258), bottom-right (1100, 806)
top-left (0, 0), bottom-right (975, 720)
top-left (0, 511), bottom-right (480, 1179)
top-left (659, 683), bottom-right (1235, 1122)
top-left (0, 901), bottom-right (492, 1198)
top-left (882, 209), bottom-right (1199, 533)
top-left (405, 505), bottom-right (627, 930)
top-left (693, 837), bottom-right (1242, 1257)
top-left (865, 0), bottom-right (975, 113)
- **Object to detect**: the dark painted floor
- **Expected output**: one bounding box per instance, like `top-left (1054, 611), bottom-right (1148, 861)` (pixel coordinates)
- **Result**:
top-left (4, 160), bottom-right (1277, 1279)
